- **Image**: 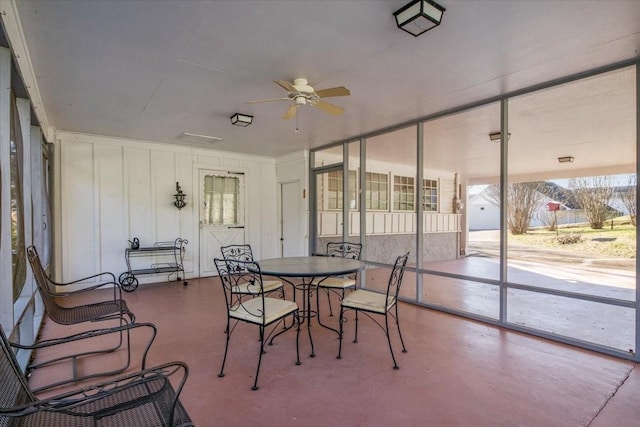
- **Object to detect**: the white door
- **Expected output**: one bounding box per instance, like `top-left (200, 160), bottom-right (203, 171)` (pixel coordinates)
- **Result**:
top-left (281, 180), bottom-right (301, 257)
top-left (199, 170), bottom-right (245, 276)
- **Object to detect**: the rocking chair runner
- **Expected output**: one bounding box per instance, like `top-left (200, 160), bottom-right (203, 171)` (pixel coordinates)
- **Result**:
top-left (0, 325), bottom-right (193, 427)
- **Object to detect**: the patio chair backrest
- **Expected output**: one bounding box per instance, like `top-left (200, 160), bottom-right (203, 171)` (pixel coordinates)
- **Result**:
top-left (0, 327), bottom-right (36, 424)
top-left (386, 252), bottom-right (410, 304)
top-left (326, 242), bottom-right (362, 260)
top-left (327, 242), bottom-right (362, 281)
top-left (214, 258), bottom-right (267, 320)
top-left (26, 246), bottom-right (61, 316)
top-left (221, 244), bottom-right (254, 262)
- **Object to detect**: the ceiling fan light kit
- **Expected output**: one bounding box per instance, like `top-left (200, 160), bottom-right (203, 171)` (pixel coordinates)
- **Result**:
top-left (394, 0), bottom-right (445, 37)
top-left (247, 78), bottom-right (350, 120)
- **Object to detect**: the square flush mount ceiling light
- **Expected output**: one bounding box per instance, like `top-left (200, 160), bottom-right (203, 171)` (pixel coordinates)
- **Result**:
top-left (558, 156), bottom-right (574, 163)
top-left (230, 113), bottom-right (253, 127)
top-left (489, 132), bottom-right (511, 141)
top-left (393, 0), bottom-right (446, 37)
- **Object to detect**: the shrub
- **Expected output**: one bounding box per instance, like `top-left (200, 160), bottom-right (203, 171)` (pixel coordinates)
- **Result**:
top-left (556, 233), bottom-right (582, 245)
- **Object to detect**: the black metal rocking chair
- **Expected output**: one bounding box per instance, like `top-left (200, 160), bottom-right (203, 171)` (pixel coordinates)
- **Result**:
top-left (0, 325), bottom-right (193, 426)
top-left (24, 245), bottom-right (143, 392)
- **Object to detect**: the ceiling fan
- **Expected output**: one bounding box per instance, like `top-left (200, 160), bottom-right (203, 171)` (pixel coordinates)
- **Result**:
top-left (247, 78), bottom-right (350, 119)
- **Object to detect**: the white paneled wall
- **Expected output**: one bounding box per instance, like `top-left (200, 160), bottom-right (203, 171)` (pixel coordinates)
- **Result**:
top-left (318, 211), bottom-right (461, 236)
top-left (56, 132), bottom-right (281, 285)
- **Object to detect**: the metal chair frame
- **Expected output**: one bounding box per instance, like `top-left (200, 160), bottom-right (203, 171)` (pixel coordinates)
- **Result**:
top-left (316, 241), bottom-right (363, 318)
top-left (0, 325), bottom-right (193, 426)
top-left (25, 245), bottom-right (141, 391)
top-left (337, 252), bottom-right (409, 369)
top-left (11, 322), bottom-right (157, 394)
top-left (215, 258), bottom-right (301, 390)
top-left (220, 244), bottom-right (285, 298)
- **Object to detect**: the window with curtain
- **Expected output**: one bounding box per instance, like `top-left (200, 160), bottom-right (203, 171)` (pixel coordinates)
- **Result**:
top-left (393, 175), bottom-right (415, 211)
top-left (365, 172), bottom-right (388, 210)
top-left (203, 175), bottom-right (239, 225)
top-left (423, 178), bottom-right (438, 212)
top-left (10, 91), bottom-right (26, 301)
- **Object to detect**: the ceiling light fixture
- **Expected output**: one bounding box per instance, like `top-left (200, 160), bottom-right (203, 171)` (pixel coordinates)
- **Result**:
top-left (489, 132), bottom-right (511, 141)
top-left (180, 132), bottom-right (222, 143)
top-left (558, 156), bottom-right (574, 163)
top-left (393, 0), bottom-right (446, 37)
top-left (230, 113), bottom-right (253, 127)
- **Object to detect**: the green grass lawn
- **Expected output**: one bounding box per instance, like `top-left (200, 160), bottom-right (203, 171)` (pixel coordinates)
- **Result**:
top-left (510, 218), bottom-right (637, 259)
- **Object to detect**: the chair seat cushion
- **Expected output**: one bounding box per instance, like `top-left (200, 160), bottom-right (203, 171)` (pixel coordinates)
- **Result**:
top-left (314, 276), bottom-right (356, 289)
top-left (341, 290), bottom-right (395, 314)
top-left (232, 279), bottom-right (283, 295)
top-left (230, 297), bottom-right (297, 325)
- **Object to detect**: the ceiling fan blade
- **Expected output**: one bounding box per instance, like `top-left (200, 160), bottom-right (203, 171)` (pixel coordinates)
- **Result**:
top-left (315, 100), bottom-right (344, 116)
top-left (282, 104), bottom-right (298, 120)
top-left (274, 80), bottom-right (296, 92)
top-left (314, 86), bottom-right (351, 98)
top-left (246, 97), bottom-right (289, 104)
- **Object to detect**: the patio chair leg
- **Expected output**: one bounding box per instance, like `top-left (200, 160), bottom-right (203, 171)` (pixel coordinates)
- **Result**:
top-left (395, 306), bottom-right (407, 353)
top-left (218, 321), bottom-right (231, 378)
top-left (353, 311), bottom-right (359, 343)
top-left (327, 290), bottom-right (334, 316)
top-left (295, 312), bottom-right (302, 365)
top-left (337, 306), bottom-right (345, 359)
top-left (385, 315), bottom-right (399, 370)
top-left (253, 326), bottom-right (265, 391)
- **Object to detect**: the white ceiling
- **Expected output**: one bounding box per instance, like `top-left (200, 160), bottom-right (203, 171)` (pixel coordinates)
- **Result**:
top-left (9, 0), bottom-right (640, 180)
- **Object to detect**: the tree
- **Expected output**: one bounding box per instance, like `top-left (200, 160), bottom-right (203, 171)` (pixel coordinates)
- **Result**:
top-left (619, 174), bottom-right (636, 227)
top-left (569, 176), bottom-right (615, 229)
top-left (485, 181), bottom-right (547, 235)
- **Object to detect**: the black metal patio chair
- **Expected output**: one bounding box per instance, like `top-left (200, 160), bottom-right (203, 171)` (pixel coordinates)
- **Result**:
top-left (214, 258), bottom-right (301, 390)
top-left (315, 241), bottom-right (362, 317)
top-left (220, 244), bottom-right (284, 298)
top-left (0, 324), bottom-right (193, 427)
top-left (337, 252), bottom-right (409, 369)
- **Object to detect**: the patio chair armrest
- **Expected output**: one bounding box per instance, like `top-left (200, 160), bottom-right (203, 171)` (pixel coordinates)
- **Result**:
top-left (11, 322), bottom-right (154, 349)
top-left (10, 322), bottom-right (157, 369)
top-left (63, 271), bottom-right (117, 286)
top-left (50, 281), bottom-right (123, 299)
top-left (48, 361), bottom-right (189, 410)
top-left (49, 271), bottom-right (123, 299)
top-left (0, 361), bottom-right (189, 418)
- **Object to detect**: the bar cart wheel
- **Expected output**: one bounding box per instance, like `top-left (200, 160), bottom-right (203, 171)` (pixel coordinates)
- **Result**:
top-left (118, 272), bottom-right (139, 292)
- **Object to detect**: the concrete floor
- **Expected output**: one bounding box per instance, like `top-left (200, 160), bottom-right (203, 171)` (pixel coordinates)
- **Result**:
top-left (28, 276), bottom-right (640, 427)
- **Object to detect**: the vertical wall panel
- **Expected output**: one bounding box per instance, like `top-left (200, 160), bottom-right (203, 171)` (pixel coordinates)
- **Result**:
top-left (96, 144), bottom-right (126, 273)
top-left (153, 151), bottom-right (177, 242)
top-left (126, 148), bottom-right (153, 243)
top-left (62, 140), bottom-right (97, 281)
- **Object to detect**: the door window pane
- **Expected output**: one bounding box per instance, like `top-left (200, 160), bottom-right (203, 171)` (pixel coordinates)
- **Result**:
top-left (203, 175), bottom-right (239, 225)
